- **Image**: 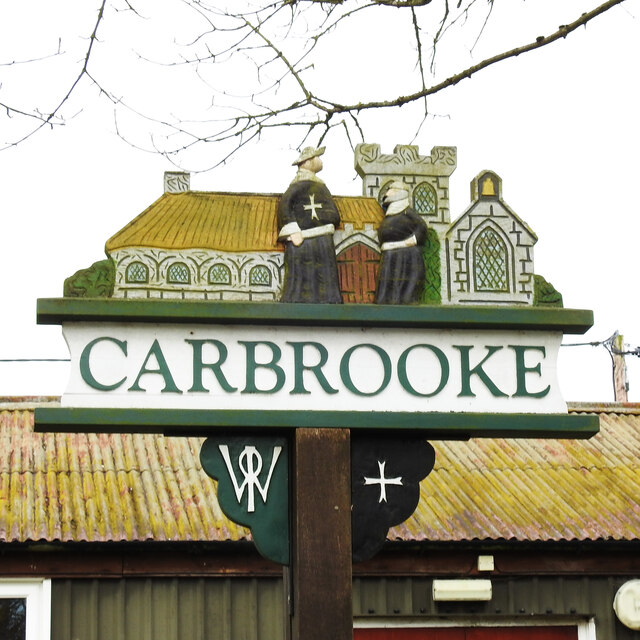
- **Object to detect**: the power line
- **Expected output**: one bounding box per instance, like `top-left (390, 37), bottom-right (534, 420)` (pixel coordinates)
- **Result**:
top-left (2, 334), bottom-right (639, 361)
top-left (562, 331), bottom-right (640, 358)
top-left (0, 358), bottom-right (70, 362)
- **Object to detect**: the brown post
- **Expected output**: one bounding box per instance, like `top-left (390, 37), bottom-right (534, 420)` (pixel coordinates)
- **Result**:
top-left (290, 428), bottom-right (352, 640)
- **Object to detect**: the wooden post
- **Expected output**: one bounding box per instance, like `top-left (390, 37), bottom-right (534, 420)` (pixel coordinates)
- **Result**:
top-left (613, 333), bottom-right (629, 402)
top-left (290, 428), bottom-right (352, 640)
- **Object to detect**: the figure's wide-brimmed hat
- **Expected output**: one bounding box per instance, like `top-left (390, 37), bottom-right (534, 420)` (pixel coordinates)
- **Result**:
top-left (292, 146), bottom-right (325, 166)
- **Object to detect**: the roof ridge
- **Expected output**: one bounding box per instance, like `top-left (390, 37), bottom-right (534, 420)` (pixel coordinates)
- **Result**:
top-left (568, 402), bottom-right (640, 415)
top-left (0, 397), bottom-right (60, 410)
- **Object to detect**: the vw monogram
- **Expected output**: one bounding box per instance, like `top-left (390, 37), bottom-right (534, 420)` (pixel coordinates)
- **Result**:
top-left (218, 444), bottom-right (283, 512)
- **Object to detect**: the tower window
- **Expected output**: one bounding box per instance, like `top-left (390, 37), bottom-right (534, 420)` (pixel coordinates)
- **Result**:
top-left (377, 181), bottom-right (394, 206)
top-left (473, 227), bottom-right (509, 292)
top-left (413, 182), bottom-right (437, 216)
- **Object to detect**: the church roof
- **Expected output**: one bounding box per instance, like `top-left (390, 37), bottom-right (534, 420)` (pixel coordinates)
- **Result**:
top-left (1, 399), bottom-right (639, 545)
top-left (447, 197), bottom-right (538, 242)
top-left (105, 192), bottom-right (384, 254)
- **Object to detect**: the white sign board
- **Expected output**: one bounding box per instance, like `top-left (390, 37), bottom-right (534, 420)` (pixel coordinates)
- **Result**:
top-left (61, 322), bottom-right (566, 414)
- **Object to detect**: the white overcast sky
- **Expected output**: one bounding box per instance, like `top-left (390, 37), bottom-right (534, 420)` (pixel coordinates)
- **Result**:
top-left (0, 0), bottom-right (638, 402)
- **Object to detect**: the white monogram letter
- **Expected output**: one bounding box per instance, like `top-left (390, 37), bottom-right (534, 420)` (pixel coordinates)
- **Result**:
top-left (218, 445), bottom-right (282, 512)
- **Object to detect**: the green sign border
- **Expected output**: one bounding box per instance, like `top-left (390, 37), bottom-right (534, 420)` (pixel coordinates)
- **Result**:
top-left (34, 407), bottom-right (599, 439)
top-left (35, 298), bottom-right (597, 438)
top-left (37, 298), bottom-right (593, 334)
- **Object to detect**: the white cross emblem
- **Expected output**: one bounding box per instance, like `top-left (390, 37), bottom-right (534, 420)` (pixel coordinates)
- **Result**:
top-left (364, 460), bottom-right (403, 503)
top-left (303, 194), bottom-right (323, 220)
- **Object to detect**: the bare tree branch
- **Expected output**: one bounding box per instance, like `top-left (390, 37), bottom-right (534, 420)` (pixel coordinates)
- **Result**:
top-left (1, 0), bottom-right (107, 149)
top-left (318, 0), bottom-right (627, 112)
top-left (0, 41), bottom-right (63, 67)
top-left (293, 0), bottom-right (435, 5)
top-left (0, 0), bottom-right (630, 169)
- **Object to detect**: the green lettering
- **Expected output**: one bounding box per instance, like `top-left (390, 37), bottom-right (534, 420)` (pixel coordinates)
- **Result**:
top-left (128, 339), bottom-right (182, 394)
top-left (240, 341), bottom-right (285, 394)
top-left (186, 339), bottom-right (237, 393)
top-left (509, 345), bottom-right (550, 398)
top-left (80, 336), bottom-right (128, 391)
top-left (397, 344), bottom-right (449, 397)
top-left (455, 345), bottom-right (508, 397)
top-left (287, 341), bottom-right (338, 395)
top-left (340, 344), bottom-right (391, 397)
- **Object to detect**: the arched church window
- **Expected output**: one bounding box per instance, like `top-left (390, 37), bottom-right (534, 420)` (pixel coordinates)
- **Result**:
top-left (249, 265), bottom-right (271, 287)
top-left (167, 262), bottom-right (191, 284)
top-left (413, 182), bottom-right (437, 216)
top-left (125, 261), bottom-right (149, 284)
top-left (473, 227), bottom-right (509, 292)
top-left (208, 263), bottom-right (231, 285)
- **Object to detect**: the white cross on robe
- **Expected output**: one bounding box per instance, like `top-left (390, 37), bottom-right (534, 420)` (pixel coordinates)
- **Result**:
top-left (303, 194), bottom-right (323, 220)
top-left (364, 460), bottom-right (403, 503)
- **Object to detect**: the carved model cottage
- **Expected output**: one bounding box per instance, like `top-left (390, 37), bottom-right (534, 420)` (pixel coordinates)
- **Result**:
top-left (65, 143), bottom-right (561, 307)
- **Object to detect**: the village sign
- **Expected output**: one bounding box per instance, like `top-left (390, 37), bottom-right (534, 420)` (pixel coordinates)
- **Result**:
top-left (35, 144), bottom-right (598, 638)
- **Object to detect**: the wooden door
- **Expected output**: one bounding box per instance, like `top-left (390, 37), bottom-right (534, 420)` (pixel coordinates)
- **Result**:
top-left (354, 627), bottom-right (578, 639)
top-left (337, 242), bottom-right (380, 303)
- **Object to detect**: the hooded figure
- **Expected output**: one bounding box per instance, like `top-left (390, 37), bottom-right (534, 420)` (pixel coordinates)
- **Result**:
top-left (277, 147), bottom-right (342, 303)
top-left (374, 181), bottom-right (428, 305)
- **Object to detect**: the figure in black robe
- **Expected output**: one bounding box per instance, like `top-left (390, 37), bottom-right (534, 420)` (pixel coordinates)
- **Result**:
top-left (375, 183), bottom-right (428, 305)
top-left (277, 147), bottom-right (342, 304)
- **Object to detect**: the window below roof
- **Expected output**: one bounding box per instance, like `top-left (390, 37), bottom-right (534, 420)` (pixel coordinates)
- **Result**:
top-left (249, 265), bottom-right (271, 287)
top-left (209, 263), bottom-right (232, 285)
top-left (167, 262), bottom-right (191, 284)
top-left (0, 580), bottom-right (51, 640)
top-left (125, 261), bottom-right (149, 284)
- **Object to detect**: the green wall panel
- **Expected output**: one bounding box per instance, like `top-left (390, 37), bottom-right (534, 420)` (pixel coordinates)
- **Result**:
top-left (50, 575), bottom-right (640, 640)
top-left (51, 578), bottom-right (285, 640)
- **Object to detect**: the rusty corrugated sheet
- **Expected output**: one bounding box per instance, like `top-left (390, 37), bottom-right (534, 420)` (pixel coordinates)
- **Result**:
top-left (0, 402), bottom-right (248, 543)
top-left (105, 192), bottom-right (383, 253)
top-left (392, 406), bottom-right (640, 542)
top-left (2, 401), bottom-right (639, 544)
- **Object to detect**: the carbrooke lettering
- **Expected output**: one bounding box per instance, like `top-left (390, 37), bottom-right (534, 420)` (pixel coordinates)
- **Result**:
top-left (62, 324), bottom-right (565, 413)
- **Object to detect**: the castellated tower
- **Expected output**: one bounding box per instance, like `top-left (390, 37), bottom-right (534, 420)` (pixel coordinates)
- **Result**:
top-left (354, 143), bottom-right (456, 230)
top-left (354, 143), bottom-right (457, 303)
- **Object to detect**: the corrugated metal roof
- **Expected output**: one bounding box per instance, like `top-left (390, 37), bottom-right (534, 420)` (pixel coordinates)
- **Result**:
top-left (105, 192), bottom-right (383, 253)
top-left (1, 400), bottom-right (639, 544)
top-left (0, 401), bottom-right (247, 543)
top-left (392, 405), bottom-right (640, 542)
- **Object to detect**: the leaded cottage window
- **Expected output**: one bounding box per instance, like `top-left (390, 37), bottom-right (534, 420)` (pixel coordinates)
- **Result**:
top-left (249, 265), bottom-right (271, 287)
top-left (413, 182), bottom-right (437, 216)
top-left (167, 262), bottom-right (191, 284)
top-left (125, 261), bottom-right (149, 283)
top-left (208, 263), bottom-right (231, 285)
top-left (473, 227), bottom-right (509, 292)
